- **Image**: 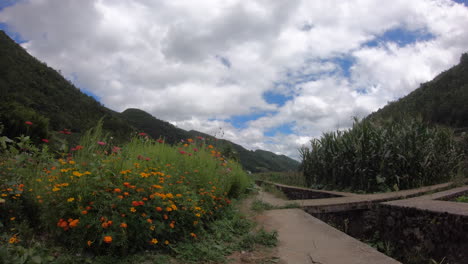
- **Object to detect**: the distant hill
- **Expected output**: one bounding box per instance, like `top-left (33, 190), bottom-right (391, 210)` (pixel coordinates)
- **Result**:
top-left (368, 53), bottom-right (468, 134)
top-left (121, 108), bottom-right (190, 145)
top-left (122, 109), bottom-right (300, 172)
top-left (0, 30), bottom-right (134, 142)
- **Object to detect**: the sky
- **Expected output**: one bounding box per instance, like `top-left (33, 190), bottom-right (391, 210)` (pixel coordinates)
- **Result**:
top-left (1, 0), bottom-right (468, 160)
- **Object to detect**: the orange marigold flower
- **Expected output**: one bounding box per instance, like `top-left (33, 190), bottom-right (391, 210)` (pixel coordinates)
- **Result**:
top-left (87, 240), bottom-right (93, 247)
top-left (130, 207), bottom-right (136, 213)
top-left (190, 233), bottom-right (197, 238)
top-left (81, 210), bottom-right (88, 215)
top-left (169, 222), bottom-right (175, 229)
top-left (147, 218), bottom-right (153, 224)
top-left (120, 223), bottom-right (128, 228)
top-left (163, 214), bottom-right (168, 220)
top-left (156, 207), bottom-right (163, 212)
top-left (8, 234), bottom-right (20, 244)
top-left (103, 236), bottom-right (112, 243)
top-left (102, 222), bottom-right (109, 228)
top-left (114, 188), bottom-right (121, 193)
top-left (166, 207), bottom-right (173, 212)
top-left (69, 219), bottom-right (79, 228)
top-left (165, 240), bottom-right (170, 245)
top-left (150, 238), bottom-right (158, 245)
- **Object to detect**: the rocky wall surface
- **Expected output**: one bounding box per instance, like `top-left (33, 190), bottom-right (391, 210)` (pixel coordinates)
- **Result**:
top-left (310, 205), bottom-right (468, 264)
top-left (376, 204), bottom-right (468, 264)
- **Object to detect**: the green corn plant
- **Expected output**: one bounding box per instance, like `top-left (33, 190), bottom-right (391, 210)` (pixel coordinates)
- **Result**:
top-left (300, 118), bottom-right (464, 193)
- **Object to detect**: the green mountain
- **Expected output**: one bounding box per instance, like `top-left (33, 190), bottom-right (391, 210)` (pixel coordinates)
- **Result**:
top-left (187, 130), bottom-right (300, 173)
top-left (122, 109), bottom-right (300, 173)
top-left (121, 108), bottom-right (190, 145)
top-left (368, 53), bottom-right (468, 133)
top-left (0, 30), bottom-right (134, 142)
top-left (0, 30), bottom-right (298, 172)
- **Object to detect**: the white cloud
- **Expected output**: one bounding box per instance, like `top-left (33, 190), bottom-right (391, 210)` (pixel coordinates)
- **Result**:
top-left (1, 0), bottom-right (468, 160)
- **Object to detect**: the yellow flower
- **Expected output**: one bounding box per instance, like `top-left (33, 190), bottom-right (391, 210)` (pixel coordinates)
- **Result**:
top-left (72, 171), bottom-right (83, 177)
top-left (195, 213), bottom-right (201, 218)
top-left (69, 160), bottom-right (76, 165)
top-left (10, 217), bottom-right (15, 221)
top-left (165, 240), bottom-right (170, 245)
top-left (151, 238), bottom-right (158, 244)
top-left (67, 197), bottom-right (75, 202)
top-left (140, 172), bottom-right (150, 178)
top-left (84, 171), bottom-right (91, 175)
top-left (52, 187), bottom-right (60, 192)
top-left (130, 207), bottom-right (136, 213)
top-left (150, 225), bottom-right (155, 231)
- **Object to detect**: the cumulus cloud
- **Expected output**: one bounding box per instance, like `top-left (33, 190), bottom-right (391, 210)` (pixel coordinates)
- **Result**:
top-left (1, 0), bottom-right (468, 160)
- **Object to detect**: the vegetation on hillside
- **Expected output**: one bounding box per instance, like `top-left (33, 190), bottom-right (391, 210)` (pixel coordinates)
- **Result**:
top-left (368, 53), bottom-right (468, 133)
top-left (300, 118), bottom-right (464, 193)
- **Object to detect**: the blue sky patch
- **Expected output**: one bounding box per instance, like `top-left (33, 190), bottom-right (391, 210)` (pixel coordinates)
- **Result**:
top-left (264, 123), bottom-right (295, 137)
top-left (227, 111), bottom-right (276, 129)
top-left (263, 91), bottom-right (293, 107)
top-left (365, 27), bottom-right (435, 47)
top-left (329, 56), bottom-right (355, 78)
top-left (452, 0), bottom-right (468, 6)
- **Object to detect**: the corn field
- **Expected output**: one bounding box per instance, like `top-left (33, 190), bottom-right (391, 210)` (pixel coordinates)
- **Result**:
top-left (300, 118), bottom-right (464, 193)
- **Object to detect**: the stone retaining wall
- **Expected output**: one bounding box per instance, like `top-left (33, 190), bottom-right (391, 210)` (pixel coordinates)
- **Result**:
top-left (311, 205), bottom-right (468, 264)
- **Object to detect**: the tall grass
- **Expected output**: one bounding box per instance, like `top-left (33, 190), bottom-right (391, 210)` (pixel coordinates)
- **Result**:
top-left (300, 118), bottom-right (464, 193)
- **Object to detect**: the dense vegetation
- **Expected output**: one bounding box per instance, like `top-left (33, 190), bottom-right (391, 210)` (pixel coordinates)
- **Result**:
top-left (0, 122), bottom-right (280, 262)
top-left (300, 118), bottom-right (464, 193)
top-left (122, 109), bottom-right (300, 173)
top-left (0, 30), bottom-right (298, 173)
top-left (368, 53), bottom-right (468, 134)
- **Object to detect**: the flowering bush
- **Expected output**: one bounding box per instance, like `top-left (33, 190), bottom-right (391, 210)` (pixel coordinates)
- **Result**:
top-left (0, 124), bottom-right (251, 255)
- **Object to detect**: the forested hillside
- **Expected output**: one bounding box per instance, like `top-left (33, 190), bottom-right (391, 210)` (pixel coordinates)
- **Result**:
top-left (0, 30), bottom-right (134, 142)
top-left (368, 53), bottom-right (468, 133)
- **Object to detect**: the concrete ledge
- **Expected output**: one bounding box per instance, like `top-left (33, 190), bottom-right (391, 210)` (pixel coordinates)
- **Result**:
top-left (383, 185), bottom-right (468, 216)
top-left (261, 209), bottom-right (401, 264)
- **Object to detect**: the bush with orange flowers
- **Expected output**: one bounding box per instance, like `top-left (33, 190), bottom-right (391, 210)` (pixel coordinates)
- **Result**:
top-left (0, 123), bottom-right (251, 255)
